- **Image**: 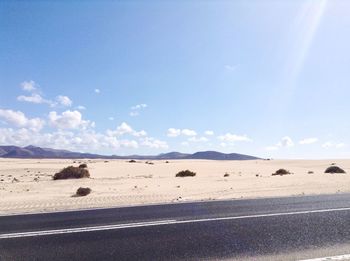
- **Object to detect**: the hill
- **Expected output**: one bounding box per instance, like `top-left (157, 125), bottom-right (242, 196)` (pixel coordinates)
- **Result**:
top-left (0, 145), bottom-right (260, 160)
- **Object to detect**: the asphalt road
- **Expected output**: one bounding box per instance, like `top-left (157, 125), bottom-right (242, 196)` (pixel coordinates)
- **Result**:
top-left (2, 194), bottom-right (350, 260)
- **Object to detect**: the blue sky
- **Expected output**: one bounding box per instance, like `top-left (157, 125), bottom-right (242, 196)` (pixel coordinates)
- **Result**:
top-left (0, 0), bottom-right (350, 158)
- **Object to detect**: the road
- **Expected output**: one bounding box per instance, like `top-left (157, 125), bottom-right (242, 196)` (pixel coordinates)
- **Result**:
top-left (2, 194), bottom-right (350, 260)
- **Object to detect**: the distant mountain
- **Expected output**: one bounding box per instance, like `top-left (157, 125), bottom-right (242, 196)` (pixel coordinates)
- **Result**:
top-left (187, 151), bottom-right (259, 160)
top-left (157, 152), bottom-right (190, 159)
top-left (0, 145), bottom-right (260, 160)
top-left (0, 145), bottom-right (104, 159)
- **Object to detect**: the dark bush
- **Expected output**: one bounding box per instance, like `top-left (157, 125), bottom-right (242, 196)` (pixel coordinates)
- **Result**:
top-left (308, 171), bottom-right (314, 174)
top-left (79, 163), bottom-right (87, 168)
top-left (76, 187), bottom-right (91, 196)
top-left (272, 169), bottom-right (291, 176)
top-left (53, 166), bottom-right (90, 180)
top-left (128, 160), bottom-right (137, 163)
top-left (224, 173), bottom-right (230, 177)
top-left (176, 170), bottom-right (196, 177)
top-left (325, 166), bottom-right (346, 174)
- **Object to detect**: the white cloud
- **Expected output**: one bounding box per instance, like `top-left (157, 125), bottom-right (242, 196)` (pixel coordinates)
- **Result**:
top-left (220, 142), bottom-right (227, 147)
top-left (21, 81), bottom-right (37, 92)
top-left (133, 130), bottom-right (147, 137)
top-left (130, 103), bottom-right (147, 117)
top-left (116, 122), bottom-right (133, 135)
top-left (181, 141), bottom-right (189, 146)
top-left (0, 128), bottom-right (105, 151)
top-left (167, 128), bottom-right (198, 138)
top-left (322, 142), bottom-right (332, 148)
top-left (204, 130), bottom-right (214, 136)
top-left (141, 137), bottom-right (168, 149)
top-left (108, 117), bottom-right (114, 121)
top-left (167, 128), bottom-right (181, 137)
top-left (107, 122), bottom-right (147, 138)
top-left (107, 122), bottom-right (133, 136)
top-left (188, 136), bottom-right (209, 142)
top-left (48, 110), bottom-right (92, 130)
top-left (94, 89), bottom-right (100, 94)
top-left (0, 128), bottom-right (33, 145)
top-left (0, 109), bottom-right (44, 131)
top-left (129, 111), bottom-right (139, 117)
top-left (18, 80), bottom-right (52, 105)
top-left (56, 95), bottom-right (72, 107)
top-left (218, 133), bottom-right (252, 143)
top-left (265, 146), bottom-right (279, 151)
top-left (322, 141), bottom-right (346, 149)
top-left (131, 104), bottom-right (147, 110)
top-left (76, 105), bottom-right (86, 110)
top-left (299, 137), bottom-right (318, 145)
top-left (0, 115), bottom-right (164, 153)
top-left (266, 136), bottom-right (294, 151)
top-left (17, 93), bottom-right (48, 104)
top-left (182, 129), bottom-right (197, 136)
top-left (18, 82), bottom-right (73, 108)
top-left (336, 143), bottom-right (345, 148)
top-left (278, 136), bottom-right (294, 148)
top-left (119, 139), bottom-right (139, 149)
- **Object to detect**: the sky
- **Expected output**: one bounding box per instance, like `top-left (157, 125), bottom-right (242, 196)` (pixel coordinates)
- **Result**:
top-left (1, 0), bottom-right (350, 159)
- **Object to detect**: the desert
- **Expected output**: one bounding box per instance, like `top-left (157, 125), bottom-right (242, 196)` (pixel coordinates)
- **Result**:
top-left (1, 158), bottom-right (349, 215)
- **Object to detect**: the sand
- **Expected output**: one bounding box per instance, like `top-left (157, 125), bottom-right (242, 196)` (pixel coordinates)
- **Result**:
top-left (0, 158), bottom-right (350, 215)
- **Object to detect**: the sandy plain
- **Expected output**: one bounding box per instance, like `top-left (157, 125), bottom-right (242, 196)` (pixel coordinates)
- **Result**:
top-left (0, 158), bottom-right (350, 215)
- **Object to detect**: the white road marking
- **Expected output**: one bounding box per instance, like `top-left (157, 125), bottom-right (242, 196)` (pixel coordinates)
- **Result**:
top-left (299, 254), bottom-right (350, 261)
top-left (0, 220), bottom-right (177, 239)
top-left (1, 206), bottom-right (350, 239)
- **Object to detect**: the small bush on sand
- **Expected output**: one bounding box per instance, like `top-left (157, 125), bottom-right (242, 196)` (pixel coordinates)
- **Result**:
top-left (325, 166), bottom-right (346, 174)
top-left (79, 163), bottom-right (87, 168)
top-left (53, 166), bottom-right (90, 180)
top-left (128, 160), bottom-right (137, 163)
top-left (176, 170), bottom-right (196, 177)
top-left (76, 187), bottom-right (91, 196)
top-left (308, 171), bottom-right (314, 174)
top-left (224, 173), bottom-right (230, 177)
top-left (272, 169), bottom-right (291, 176)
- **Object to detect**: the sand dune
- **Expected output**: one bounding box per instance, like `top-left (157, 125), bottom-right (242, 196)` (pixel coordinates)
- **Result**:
top-left (1, 158), bottom-right (350, 215)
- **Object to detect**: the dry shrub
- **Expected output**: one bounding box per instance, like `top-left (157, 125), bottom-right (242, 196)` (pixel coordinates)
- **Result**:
top-left (53, 166), bottom-right (90, 180)
top-left (79, 163), bottom-right (88, 168)
top-left (76, 187), bottom-right (91, 196)
top-left (325, 166), bottom-right (346, 174)
top-left (176, 170), bottom-right (196, 177)
top-left (272, 169), bottom-right (291, 176)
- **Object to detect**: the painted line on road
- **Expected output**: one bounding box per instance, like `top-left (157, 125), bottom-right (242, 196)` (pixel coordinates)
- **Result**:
top-left (299, 254), bottom-right (350, 261)
top-left (0, 220), bottom-right (177, 239)
top-left (2, 207), bottom-right (350, 239)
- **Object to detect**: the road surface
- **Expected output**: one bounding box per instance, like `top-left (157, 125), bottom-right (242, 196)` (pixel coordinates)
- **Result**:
top-left (2, 194), bottom-right (350, 260)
